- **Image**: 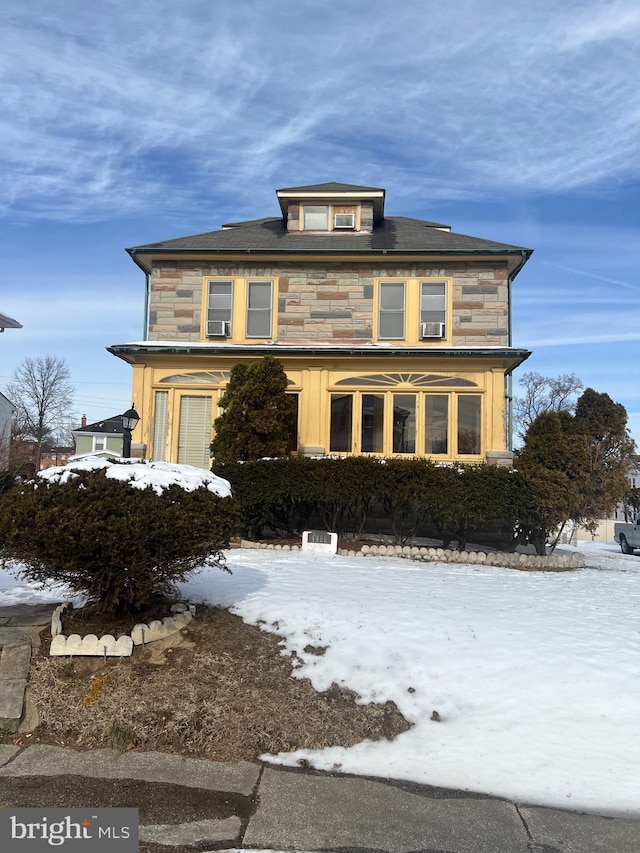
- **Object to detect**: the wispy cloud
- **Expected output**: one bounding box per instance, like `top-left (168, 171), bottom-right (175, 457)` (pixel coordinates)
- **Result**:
top-left (524, 331), bottom-right (640, 347)
top-left (516, 296), bottom-right (640, 346)
top-left (540, 263), bottom-right (640, 291)
top-left (1, 0), bottom-right (639, 222)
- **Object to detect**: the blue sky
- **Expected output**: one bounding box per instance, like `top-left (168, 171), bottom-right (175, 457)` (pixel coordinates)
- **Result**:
top-left (1, 0), bottom-right (639, 440)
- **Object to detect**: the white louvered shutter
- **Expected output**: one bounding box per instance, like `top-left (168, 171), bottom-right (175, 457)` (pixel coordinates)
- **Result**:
top-left (152, 391), bottom-right (169, 461)
top-left (177, 396), bottom-right (212, 468)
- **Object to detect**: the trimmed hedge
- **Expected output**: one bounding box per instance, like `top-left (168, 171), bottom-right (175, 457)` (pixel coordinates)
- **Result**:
top-left (0, 468), bottom-right (238, 615)
top-left (213, 457), bottom-right (543, 549)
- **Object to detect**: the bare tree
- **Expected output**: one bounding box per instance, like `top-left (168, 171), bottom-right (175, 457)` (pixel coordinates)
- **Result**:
top-left (5, 356), bottom-right (74, 470)
top-left (514, 371), bottom-right (584, 444)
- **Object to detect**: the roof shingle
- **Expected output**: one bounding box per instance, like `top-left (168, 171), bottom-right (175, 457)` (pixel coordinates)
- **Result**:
top-left (128, 216), bottom-right (530, 255)
top-left (276, 182), bottom-right (385, 194)
top-left (74, 415), bottom-right (124, 434)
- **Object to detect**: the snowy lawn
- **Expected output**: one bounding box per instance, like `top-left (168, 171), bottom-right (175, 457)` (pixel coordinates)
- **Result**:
top-left (1, 540), bottom-right (638, 816)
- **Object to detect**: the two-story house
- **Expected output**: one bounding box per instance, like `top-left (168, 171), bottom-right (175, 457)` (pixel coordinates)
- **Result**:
top-left (109, 182), bottom-right (532, 469)
top-left (72, 414), bottom-right (126, 457)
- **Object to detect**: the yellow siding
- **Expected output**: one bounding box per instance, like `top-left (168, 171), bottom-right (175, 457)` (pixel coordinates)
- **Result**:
top-left (129, 353), bottom-right (512, 467)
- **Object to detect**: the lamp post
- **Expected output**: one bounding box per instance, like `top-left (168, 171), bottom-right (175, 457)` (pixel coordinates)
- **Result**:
top-left (121, 405), bottom-right (140, 459)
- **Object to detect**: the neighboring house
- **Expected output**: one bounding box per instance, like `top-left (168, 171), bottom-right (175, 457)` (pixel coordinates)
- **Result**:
top-left (8, 439), bottom-right (75, 471)
top-left (109, 182), bottom-right (533, 469)
top-left (0, 391), bottom-right (15, 468)
top-left (72, 414), bottom-right (125, 456)
top-left (38, 444), bottom-right (75, 469)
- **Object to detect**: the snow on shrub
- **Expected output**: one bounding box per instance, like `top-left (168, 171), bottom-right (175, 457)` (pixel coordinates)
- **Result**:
top-left (0, 458), bottom-right (238, 615)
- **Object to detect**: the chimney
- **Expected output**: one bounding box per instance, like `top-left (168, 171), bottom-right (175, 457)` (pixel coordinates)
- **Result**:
top-left (81, 414), bottom-right (87, 427)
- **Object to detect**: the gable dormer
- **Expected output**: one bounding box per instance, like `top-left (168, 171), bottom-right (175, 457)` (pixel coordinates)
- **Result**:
top-left (276, 182), bottom-right (385, 234)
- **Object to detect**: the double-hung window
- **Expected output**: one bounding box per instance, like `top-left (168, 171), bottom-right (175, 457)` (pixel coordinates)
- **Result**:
top-left (207, 281), bottom-right (233, 337)
top-left (378, 281), bottom-right (405, 339)
top-left (206, 279), bottom-right (275, 339)
top-left (246, 280), bottom-right (273, 338)
top-left (376, 277), bottom-right (450, 342)
top-left (420, 281), bottom-right (446, 337)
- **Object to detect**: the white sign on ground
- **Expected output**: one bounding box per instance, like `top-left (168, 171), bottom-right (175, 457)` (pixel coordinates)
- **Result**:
top-left (302, 530), bottom-right (338, 554)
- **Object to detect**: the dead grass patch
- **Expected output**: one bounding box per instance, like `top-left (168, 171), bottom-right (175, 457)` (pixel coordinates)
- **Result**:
top-left (25, 608), bottom-right (409, 761)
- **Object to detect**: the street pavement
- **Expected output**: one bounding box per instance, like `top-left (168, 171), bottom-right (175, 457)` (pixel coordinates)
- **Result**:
top-left (0, 604), bottom-right (638, 852)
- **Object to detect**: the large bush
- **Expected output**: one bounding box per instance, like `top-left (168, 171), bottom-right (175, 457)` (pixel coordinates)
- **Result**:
top-left (214, 456), bottom-right (535, 548)
top-left (516, 387), bottom-right (635, 552)
top-left (211, 356), bottom-right (297, 463)
top-left (0, 459), bottom-right (238, 615)
top-left (213, 456), bottom-right (382, 538)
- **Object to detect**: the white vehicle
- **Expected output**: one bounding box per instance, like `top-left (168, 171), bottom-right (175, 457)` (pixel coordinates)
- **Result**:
top-left (614, 516), bottom-right (640, 554)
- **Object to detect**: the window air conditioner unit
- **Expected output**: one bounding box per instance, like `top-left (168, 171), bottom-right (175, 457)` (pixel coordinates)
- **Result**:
top-left (334, 213), bottom-right (355, 229)
top-left (421, 322), bottom-right (445, 339)
top-left (208, 320), bottom-right (231, 337)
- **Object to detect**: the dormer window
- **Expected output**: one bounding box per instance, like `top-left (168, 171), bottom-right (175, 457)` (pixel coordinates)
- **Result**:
top-left (277, 183), bottom-right (384, 234)
top-left (303, 205), bottom-right (329, 230)
top-left (301, 204), bottom-right (358, 231)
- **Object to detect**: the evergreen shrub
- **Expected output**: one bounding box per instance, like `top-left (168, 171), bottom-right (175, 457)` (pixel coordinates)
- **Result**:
top-left (213, 457), bottom-right (315, 535)
top-left (214, 456), bottom-right (535, 548)
top-left (211, 356), bottom-right (297, 463)
top-left (0, 465), bottom-right (238, 615)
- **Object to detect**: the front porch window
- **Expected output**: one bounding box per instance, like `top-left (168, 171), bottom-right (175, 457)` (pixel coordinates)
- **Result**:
top-left (328, 377), bottom-right (484, 458)
top-left (330, 394), bottom-right (353, 452)
top-left (458, 396), bottom-right (481, 455)
top-left (361, 394), bottom-right (384, 452)
top-left (392, 394), bottom-right (416, 453)
top-left (425, 395), bottom-right (448, 454)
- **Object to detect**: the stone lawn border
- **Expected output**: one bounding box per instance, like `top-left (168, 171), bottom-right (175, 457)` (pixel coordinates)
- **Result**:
top-left (49, 602), bottom-right (197, 658)
top-left (239, 539), bottom-right (584, 571)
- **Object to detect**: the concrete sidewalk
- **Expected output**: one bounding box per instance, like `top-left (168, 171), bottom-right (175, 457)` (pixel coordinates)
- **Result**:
top-left (0, 744), bottom-right (637, 853)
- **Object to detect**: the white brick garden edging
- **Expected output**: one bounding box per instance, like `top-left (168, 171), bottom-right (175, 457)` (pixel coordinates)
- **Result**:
top-left (50, 602), bottom-right (196, 657)
top-left (239, 539), bottom-right (585, 570)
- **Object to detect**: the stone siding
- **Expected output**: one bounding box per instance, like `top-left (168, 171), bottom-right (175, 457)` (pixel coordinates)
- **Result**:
top-left (360, 202), bottom-right (374, 233)
top-left (147, 260), bottom-right (510, 344)
top-left (451, 264), bottom-right (509, 345)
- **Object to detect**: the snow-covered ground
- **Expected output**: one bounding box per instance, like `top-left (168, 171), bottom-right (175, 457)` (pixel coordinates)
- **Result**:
top-left (1, 540), bottom-right (638, 816)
